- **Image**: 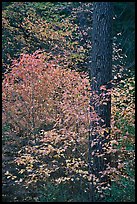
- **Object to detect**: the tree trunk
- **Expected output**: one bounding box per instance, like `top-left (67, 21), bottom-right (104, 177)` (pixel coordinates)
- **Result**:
top-left (88, 2), bottom-right (112, 201)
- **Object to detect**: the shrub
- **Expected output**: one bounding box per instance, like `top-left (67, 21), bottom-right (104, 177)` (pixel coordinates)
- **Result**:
top-left (2, 51), bottom-right (90, 135)
top-left (2, 51), bottom-right (91, 201)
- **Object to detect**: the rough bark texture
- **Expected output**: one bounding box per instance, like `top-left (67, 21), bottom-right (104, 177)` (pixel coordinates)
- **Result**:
top-left (91, 2), bottom-right (112, 92)
top-left (88, 2), bottom-right (112, 201)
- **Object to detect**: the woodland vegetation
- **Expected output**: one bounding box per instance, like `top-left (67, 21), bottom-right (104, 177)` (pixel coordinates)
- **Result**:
top-left (2, 2), bottom-right (135, 202)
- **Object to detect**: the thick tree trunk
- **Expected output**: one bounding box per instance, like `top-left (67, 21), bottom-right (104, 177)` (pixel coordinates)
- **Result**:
top-left (88, 2), bottom-right (112, 201)
top-left (91, 2), bottom-right (112, 91)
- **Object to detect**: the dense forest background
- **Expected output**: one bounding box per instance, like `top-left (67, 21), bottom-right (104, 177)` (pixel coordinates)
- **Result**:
top-left (2, 2), bottom-right (135, 202)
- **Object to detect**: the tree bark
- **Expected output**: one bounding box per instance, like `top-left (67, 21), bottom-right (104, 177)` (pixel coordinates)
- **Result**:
top-left (88, 2), bottom-right (112, 201)
top-left (91, 2), bottom-right (112, 92)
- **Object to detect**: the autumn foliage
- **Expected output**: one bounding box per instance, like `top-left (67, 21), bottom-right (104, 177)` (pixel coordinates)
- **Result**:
top-left (2, 52), bottom-right (135, 202)
top-left (2, 51), bottom-right (92, 200)
top-left (2, 51), bottom-right (90, 134)
top-left (2, 2), bottom-right (135, 202)
top-left (2, 2), bottom-right (86, 75)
